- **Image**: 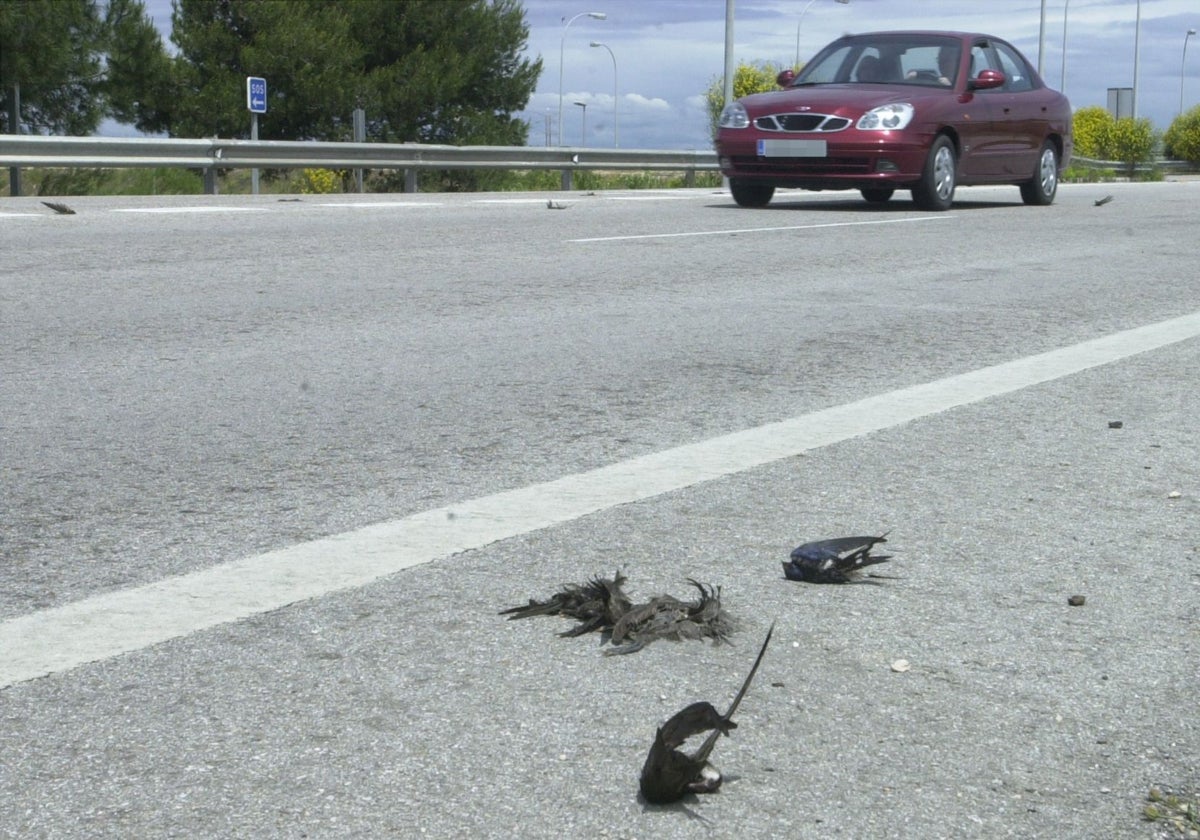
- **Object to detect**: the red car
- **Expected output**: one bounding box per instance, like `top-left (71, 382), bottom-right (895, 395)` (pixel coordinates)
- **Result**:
top-left (715, 31), bottom-right (1073, 210)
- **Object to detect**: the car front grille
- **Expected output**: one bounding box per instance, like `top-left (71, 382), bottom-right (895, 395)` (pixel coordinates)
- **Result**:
top-left (753, 113), bottom-right (852, 132)
top-left (730, 155), bottom-right (873, 174)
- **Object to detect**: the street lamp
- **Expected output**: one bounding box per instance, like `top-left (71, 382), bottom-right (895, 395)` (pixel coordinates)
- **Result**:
top-left (1183, 28), bottom-right (1198, 116)
top-left (590, 41), bottom-right (618, 147)
top-left (1132, 0), bottom-right (1142, 118)
top-left (574, 100), bottom-right (588, 146)
top-left (794, 0), bottom-right (849, 70)
top-left (558, 11), bottom-right (606, 146)
top-left (1038, 0), bottom-right (1047, 75)
top-left (1060, 0), bottom-right (1070, 93)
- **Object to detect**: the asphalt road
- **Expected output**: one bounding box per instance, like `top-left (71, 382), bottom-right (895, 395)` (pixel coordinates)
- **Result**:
top-left (1, 182), bottom-right (1197, 838)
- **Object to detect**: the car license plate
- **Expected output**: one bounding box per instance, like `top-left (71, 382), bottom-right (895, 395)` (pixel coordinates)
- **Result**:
top-left (757, 139), bottom-right (827, 157)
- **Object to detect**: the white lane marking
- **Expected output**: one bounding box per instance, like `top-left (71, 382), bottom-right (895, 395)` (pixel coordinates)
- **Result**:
top-left (316, 201), bottom-right (441, 208)
top-left (0, 212), bottom-right (43, 218)
top-left (3, 310), bottom-right (1199, 687)
top-left (474, 198), bottom-right (558, 204)
top-left (568, 215), bottom-right (952, 243)
top-left (111, 207), bottom-right (262, 214)
top-left (602, 194), bottom-right (708, 201)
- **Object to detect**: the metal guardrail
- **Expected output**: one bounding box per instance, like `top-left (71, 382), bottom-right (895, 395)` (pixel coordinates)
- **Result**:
top-left (1070, 154), bottom-right (1192, 174)
top-left (0, 134), bottom-right (720, 193)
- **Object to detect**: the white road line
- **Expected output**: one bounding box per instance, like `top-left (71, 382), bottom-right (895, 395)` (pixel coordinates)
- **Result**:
top-left (568, 215), bottom-right (952, 243)
top-left (602, 194), bottom-right (709, 201)
top-left (474, 198), bottom-right (557, 204)
top-left (111, 207), bottom-right (262, 214)
top-left (316, 201), bottom-right (441, 208)
top-left (3, 310), bottom-right (1199, 687)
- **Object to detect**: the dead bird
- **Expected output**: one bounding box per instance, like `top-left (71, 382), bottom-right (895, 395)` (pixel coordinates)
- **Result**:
top-left (605, 579), bottom-right (733, 655)
top-left (41, 201), bottom-right (76, 215)
top-left (784, 534), bottom-right (892, 584)
top-left (499, 571), bottom-right (631, 637)
top-left (639, 623), bottom-right (774, 804)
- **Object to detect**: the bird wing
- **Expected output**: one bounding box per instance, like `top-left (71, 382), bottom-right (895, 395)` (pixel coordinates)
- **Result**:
top-left (692, 622), bottom-right (774, 765)
top-left (790, 535), bottom-right (886, 562)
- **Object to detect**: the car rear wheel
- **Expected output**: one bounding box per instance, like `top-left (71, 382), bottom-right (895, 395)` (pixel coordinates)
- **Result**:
top-left (911, 135), bottom-right (956, 211)
top-left (730, 179), bottom-right (775, 208)
top-left (1020, 141), bottom-right (1059, 206)
top-left (861, 188), bottom-right (894, 203)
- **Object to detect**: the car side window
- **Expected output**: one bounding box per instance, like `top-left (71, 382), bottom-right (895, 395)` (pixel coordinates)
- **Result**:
top-left (993, 42), bottom-right (1033, 91)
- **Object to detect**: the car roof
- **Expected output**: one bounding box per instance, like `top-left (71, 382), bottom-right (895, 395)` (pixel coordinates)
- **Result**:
top-left (834, 31), bottom-right (1005, 41)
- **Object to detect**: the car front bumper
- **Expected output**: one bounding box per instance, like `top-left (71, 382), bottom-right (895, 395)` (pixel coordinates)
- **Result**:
top-left (716, 132), bottom-right (935, 191)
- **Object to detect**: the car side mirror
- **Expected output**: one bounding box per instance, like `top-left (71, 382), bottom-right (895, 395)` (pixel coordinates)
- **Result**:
top-left (776, 69), bottom-right (796, 88)
top-left (969, 69), bottom-right (1006, 90)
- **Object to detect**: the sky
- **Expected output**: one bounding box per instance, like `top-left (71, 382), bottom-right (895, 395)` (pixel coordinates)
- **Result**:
top-left (129, 0), bottom-right (1200, 150)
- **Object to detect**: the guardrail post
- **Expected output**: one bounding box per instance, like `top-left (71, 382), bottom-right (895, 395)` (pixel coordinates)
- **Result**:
top-left (560, 169), bottom-right (572, 190)
top-left (684, 169), bottom-right (695, 188)
top-left (203, 167), bottom-right (219, 195)
top-left (404, 169), bottom-right (417, 193)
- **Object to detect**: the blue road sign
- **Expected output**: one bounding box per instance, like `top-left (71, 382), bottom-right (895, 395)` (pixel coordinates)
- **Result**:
top-left (247, 77), bottom-right (267, 114)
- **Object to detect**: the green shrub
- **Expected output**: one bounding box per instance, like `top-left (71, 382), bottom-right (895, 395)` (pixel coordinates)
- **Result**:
top-left (1072, 106), bottom-right (1114, 158)
top-left (1163, 105), bottom-right (1200, 163)
top-left (1109, 117), bottom-right (1156, 176)
top-left (706, 61), bottom-right (789, 141)
top-left (300, 168), bottom-right (344, 193)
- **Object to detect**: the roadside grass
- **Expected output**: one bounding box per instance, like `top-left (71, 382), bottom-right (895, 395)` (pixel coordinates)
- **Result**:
top-left (2, 165), bottom-right (722, 197)
top-left (1062, 164), bottom-right (1165, 182)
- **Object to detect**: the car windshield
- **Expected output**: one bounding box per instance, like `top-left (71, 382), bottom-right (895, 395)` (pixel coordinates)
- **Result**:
top-left (791, 34), bottom-right (962, 88)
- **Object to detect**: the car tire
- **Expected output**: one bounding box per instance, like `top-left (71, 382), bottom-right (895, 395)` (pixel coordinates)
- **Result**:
top-left (911, 135), bottom-right (956, 211)
top-left (730, 179), bottom-right (774, 208)
top-left (861, 188), bottom-right (894, 203)
top-left (1019, 141), bottom-right (1059, 206)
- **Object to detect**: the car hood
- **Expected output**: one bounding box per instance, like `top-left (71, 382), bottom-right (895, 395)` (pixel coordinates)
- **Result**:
top-left (738, 84), bottom-right (935, 117)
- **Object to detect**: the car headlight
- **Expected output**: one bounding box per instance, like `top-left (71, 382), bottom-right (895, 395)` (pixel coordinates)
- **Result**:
top-left (719, 102), bottom-right (750, 129)
top-left (856, 103), bottom-right (914, 131)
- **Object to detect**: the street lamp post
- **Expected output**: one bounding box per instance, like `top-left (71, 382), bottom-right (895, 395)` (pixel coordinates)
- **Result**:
top-left (1060, 0), bottom-right (1070, 93)
top-left (1132, 0), bottom-right (1142, 118)
top-left (558, 11), bottom-right (606, 146)
top-left (574, 100), bottom-right (588, 146)
top-left (590, 41), bottom-right (618, 147)
top-left (794, 0), bottom-right (849, 70)
top-left (1183, 28), bottom-right (1198, 116)
top-left (1038, 0), bottom-right (1047, 75)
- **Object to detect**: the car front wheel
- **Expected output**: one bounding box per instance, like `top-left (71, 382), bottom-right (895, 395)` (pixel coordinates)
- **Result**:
top-left (1020, 141), bottom-right (1059, 206)
top-left (730, 179), bottom-right (775, 208)
top-left (911, 135), bottom-right (956, 211)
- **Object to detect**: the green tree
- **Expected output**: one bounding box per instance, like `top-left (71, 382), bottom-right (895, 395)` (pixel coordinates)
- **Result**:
top-left (102, 0), bottom-right (177, 133)
top-left (705, 61), bottom-right (788, 141)
top-left (163, 0), bottom-right (541, 146)
top-left (1, 0), bottom-right (172, 135)
top-left (0, 0), bottom-right (108, 134)
top-left (350, 0), bottom-right (540, 146)
top-left (1071, 106), bottom-right (1114, 159)
top-left (1163, 105), bottom-right (1200, 164)
top-left (167, 0), bottom-right (364, 140)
